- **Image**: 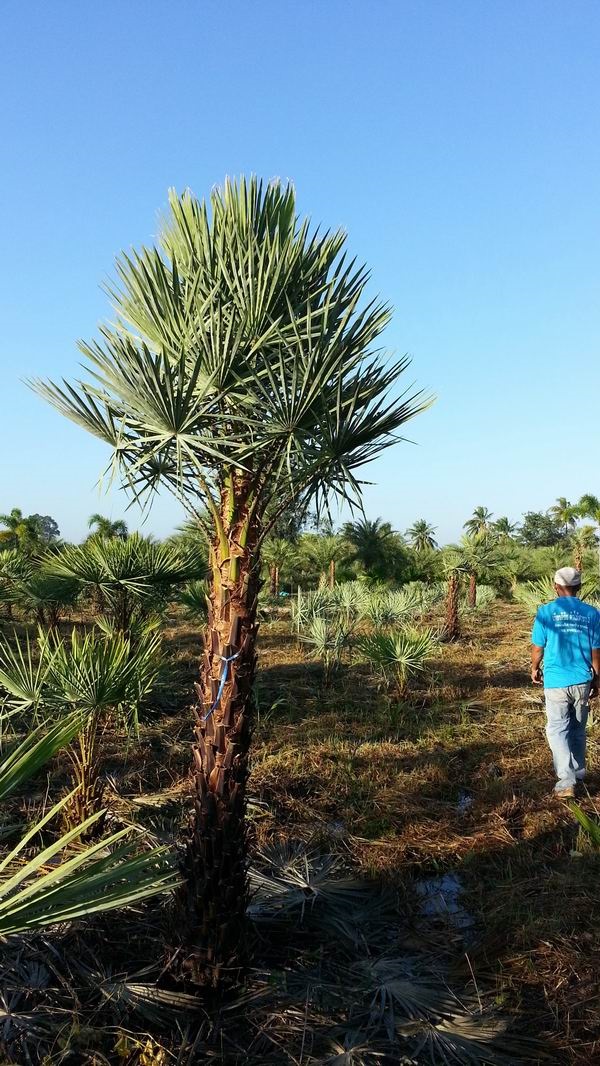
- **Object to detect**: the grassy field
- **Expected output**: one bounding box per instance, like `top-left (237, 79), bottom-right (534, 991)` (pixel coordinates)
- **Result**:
top-left (2, 599), bottom-right (600, 1063)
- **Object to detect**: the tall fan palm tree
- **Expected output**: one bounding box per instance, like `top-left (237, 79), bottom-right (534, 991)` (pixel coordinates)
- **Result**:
top-left (463, 506), bottom-right (493, 537)
top-left (342, 517), bottom-right (395, 578)
top-left (88, 513), bottom-right (129, 539)
top-left (548, 497), bottom-right (577, 537)
top-left (571, 524), bottom-right (597, 572)
top-left (32, 177), bottom-right (431, 986)
top-left (448, 534), bottom-right (504, 608)
top-left (406, 519), bottom-right (437, 552)
top-left (577, 494), bottom-right (600, 576)
top-left (298, 533), bottom-right (346, 588)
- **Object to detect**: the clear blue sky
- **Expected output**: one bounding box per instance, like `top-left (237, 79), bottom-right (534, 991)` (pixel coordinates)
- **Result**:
top-left (2, 0), bottom-right (599, 545)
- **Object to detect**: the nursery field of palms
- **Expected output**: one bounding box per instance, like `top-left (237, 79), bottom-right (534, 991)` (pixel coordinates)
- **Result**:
top-left (1, 570), bottom-right (600, 1064)
top-left (2, 178), bottom-right (600, 1065)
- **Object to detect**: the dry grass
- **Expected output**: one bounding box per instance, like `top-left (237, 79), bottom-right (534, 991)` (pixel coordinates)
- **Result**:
top-left (2, 600), bottom-right (600, 1062)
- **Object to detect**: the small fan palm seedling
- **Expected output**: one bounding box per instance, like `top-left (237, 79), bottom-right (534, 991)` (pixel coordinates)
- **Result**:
top-left (362, 587), bottom-right (421, 628)
top-left (178, 579), bottom-right (209, 621)
top-left (0, 628), bottom-right (161, 829)
top-left (0, 713), bottom-right (181, 936)
top-left (357, 626), bottom-right (438, 696)
top-left (300, 615), bottom-right (351, 685)
top-left (15, 568), bottom-right (80, 628)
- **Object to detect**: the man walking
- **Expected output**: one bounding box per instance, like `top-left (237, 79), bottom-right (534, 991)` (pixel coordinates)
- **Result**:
top-left (531, 567), bottom-right (600, 798)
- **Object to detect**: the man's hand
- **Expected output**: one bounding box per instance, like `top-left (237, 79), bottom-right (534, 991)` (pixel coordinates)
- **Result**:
top-left (531, 665), bottom-right (543, 686)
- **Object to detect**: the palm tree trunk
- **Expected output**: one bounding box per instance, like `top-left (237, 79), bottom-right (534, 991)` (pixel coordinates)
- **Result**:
top-left (274, 565), bottom-right (280, 598)
top-left (329, 558), bottom-right (335, 589)
top-left (179, 478), bottom-right (260, 988)
top-left (269, 564), bottom-right (277, 597)
top-left (574, 545), bottom-right (583, 572)
top-left (444, 572), bottom-right (460, 640)
top-left (467, 572), bottom-right (477, 609)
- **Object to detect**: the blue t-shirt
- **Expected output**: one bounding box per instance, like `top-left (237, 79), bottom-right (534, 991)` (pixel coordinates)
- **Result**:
top-left (532, 596), bottom-right (600, 688)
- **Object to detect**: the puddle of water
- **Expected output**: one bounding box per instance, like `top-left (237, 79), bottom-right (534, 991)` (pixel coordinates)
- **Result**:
top-left (326, 820), bottom-right (346, 838)
top-left (457, 789), bottom-right (473, 814)
top-left (416, 873), bottom-right (474, 933)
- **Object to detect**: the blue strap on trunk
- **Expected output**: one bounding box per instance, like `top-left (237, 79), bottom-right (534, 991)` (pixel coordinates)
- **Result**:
top-left (202, 650), bottom-right (242, 723)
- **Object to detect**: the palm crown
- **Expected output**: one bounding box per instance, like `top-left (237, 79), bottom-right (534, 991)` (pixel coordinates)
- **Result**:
top-left (406, 519), bottom-right (437, 551)
top-left (463, 506), bottom-right (493, 537)
top-left (34, 178), bottom-right (430, 536)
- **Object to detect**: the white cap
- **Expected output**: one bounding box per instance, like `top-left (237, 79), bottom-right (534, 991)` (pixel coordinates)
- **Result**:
top-left (554, 566), bottom-right (582, 587)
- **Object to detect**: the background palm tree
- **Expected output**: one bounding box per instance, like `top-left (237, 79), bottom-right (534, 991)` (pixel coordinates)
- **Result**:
top-left (548, 497), bottom-right (577, 537)
top-left (0, 508), bottom-right (42, 552)
top-left (87, 513), bottom-right (129, 539)
top-left (577, 494), bottom-right (600, 576)
top-left (262, 536), bottom-right (298, 596)
top-left (34, 176), bottom-right (431, 987)
top-left (448, 533), bottom-right (504, 608)
top-left (342, 517), bottom-right (396, 579)
top-left (571, 524), bottom-right (597, 572)
top-left (463, 506), bottom-right (493, 537)
top-left (406, 519), bottom-right (437, 552)
top-left (492, 516), bottom-right (518, 540)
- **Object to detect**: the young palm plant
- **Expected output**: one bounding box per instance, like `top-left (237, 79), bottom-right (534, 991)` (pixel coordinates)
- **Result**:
top-left (0, 627), bottom-right (161, 828)
top-left (47, 533), bottom-right (205, 637)
top-left (32, 176), bottom-right (431, 986)
top-left (357, 626), bottom-right (438, 696)
top-left (0, 713), bottom-right (180, 935)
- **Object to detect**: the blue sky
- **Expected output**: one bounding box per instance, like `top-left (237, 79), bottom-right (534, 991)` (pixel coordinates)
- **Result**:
top-left (1, 0), bottom-right (599, 545)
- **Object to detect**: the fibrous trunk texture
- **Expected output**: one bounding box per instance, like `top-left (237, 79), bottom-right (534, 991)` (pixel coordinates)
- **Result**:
top-left (445, 572), bottom-right (460, 640)
top-left (64, 717), bottom-right (105, 835)
top-left (179, 480), bottom-right (260, 988)
top-left (329, 558), bottom-right (336, 589)
top-left (574, 547), bottom-right (583, 572)
top-left (467, 572), bottom-right (477, 609)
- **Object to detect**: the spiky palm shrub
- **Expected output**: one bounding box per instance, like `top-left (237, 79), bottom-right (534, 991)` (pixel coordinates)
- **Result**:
top-left (33, 176), bottom-right (429, 986)
top-left (15, 568), bottom-right (80, 627)
top-left (356, 626), bottom-right (438, 696)
top-left (47, 533), bottom-right (205, 637)
top-left (513, 575), bottom-right (600, 615)
top-left (178, 579), bottom-right (209, 621)
top-left (300, 615), bottom-right (351, 685)
top-left (0, 628), bottom-right (161, 829)
top-left (361, 586), bottom-right (421, 627)
top-left (0, 713), bottom-right (180, 935)
top-left (0, 548), bottom-right (32, 619)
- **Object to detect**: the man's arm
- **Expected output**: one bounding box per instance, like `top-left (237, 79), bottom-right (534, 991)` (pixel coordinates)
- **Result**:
top-left (531, 644), bottom-right (544, 685)
top-left (591, 648), bottom-right (600, 697)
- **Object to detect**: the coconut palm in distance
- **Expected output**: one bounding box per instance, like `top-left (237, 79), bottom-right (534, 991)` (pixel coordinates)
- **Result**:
top-left (88, 513), bottom-right (129, 539)
top-left (548, 497), bottom-right (578, 538)
top-left (463, 506), bottom-right (494, 537)
top-left (32, 177), bottom-right (431, 987)
top-left (0, 508), bottom-right (43, 552)
top-left (492, 516), bottom-right (518, 541)
top-left (406, 519), bottom-right (437, 552)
